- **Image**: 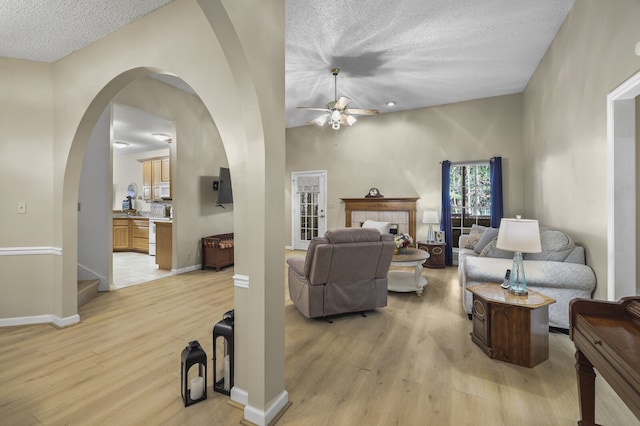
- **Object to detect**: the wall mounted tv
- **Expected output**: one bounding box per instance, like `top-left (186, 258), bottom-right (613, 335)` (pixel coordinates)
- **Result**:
top-left (215, 167), bottom-right (233, 206)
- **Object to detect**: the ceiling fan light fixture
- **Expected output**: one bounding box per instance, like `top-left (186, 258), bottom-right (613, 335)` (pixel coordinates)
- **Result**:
top-left (152, 132), bottom-right (172, 143)
top-left (332, 121), bottom-right (340, 130)
top-left (346, 115), bottom-right (357, 126)
top-left (386, 101), bottom-right (396, 107)
top-left (314, 115), bottom-right (328, 126)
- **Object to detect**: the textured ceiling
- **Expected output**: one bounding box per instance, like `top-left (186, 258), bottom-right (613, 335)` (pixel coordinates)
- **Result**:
top-left (0, 0), bottom-right (173, 62)
top-left (286, 0), bottom-right (574, 128)
top-left (0, 0), bottom-right (575, 131)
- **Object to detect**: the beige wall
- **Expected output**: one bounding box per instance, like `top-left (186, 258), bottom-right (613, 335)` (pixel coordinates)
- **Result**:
top-left (0, 57), bottom-right (56, 317)
top-left (286, 93), bottom-right (525, 244)
top-left (523, 0), bottom-right (640, 301)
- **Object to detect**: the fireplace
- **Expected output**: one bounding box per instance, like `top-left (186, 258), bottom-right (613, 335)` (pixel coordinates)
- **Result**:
top-left (341, 198), bottom-right (419, 239)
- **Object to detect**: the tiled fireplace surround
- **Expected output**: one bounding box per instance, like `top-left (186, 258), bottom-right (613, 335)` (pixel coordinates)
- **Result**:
top-left (341, 198), bottom-right (419, 239)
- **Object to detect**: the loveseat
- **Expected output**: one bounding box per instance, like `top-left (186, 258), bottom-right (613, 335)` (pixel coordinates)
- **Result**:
top-left (458, 225), bottom-right (596, 329)
top-left (287, 227), bottom-right (395, 319)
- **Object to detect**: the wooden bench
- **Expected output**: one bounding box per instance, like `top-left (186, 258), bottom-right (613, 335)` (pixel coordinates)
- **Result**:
top-left (202, 233), bottom-right (234, 271)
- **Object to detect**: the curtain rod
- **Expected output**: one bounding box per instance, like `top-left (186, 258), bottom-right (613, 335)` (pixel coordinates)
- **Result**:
top-left (440, 159), bottom-right (492, 166)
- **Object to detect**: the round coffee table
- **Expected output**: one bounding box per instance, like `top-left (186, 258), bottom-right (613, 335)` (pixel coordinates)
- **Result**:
top-left (388, 248), bottom-right (429, 295)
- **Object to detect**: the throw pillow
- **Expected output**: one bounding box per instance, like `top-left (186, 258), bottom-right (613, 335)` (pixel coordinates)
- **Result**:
top-left (463, 224), bottom-right (486, 249)
top-left (524, 230), bottom-right (575, 262)
top-left (479, 237), bottom-right (514, 259)
top-left (474, 227), bottom-right (499, 254)
top-left (362, 219), bottom-right (391, 234)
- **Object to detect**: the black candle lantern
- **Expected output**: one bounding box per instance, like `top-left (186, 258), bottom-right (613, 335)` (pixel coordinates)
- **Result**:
top-left (212, 310), bottom-right (234, 395)
top-left (180, 340), bottom-right (208, 407)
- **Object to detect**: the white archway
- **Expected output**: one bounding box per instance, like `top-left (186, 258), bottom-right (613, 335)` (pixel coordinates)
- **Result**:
top-left (607, 70), bottom-right (640, 300)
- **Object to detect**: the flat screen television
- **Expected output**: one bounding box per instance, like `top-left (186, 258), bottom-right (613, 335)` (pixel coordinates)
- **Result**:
top-left (216, 167), bottom-right (233, 205)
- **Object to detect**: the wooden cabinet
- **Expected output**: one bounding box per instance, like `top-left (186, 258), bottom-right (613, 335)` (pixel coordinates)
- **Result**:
top-left (417, 242), bottom-right (446, 268)
top-left (156, 221), bottom-right (172, 270)
top-left (142, 161), bottom-right (152, 200)
top-left (161, 157), bottom-right (170, 182)
top-left (113, 219), bottom-right (130, 251)
top-left (130, 219), bottom-right (149, 253)
top-left (468, 284), bottom-right (556, 368)
top-left (141, 157), bottom-right (170, 200)
top-left (113, 218), bottom-right (149, 253)
top-left (151, 159), bottom-right (162, 199)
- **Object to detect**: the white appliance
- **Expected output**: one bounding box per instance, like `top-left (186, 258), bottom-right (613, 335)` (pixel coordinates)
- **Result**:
top-left (148, 217), bottom-right (172, 256)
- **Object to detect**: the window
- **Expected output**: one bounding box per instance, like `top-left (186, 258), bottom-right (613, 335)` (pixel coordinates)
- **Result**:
top-left (450, 162), bottom-right (491, 247)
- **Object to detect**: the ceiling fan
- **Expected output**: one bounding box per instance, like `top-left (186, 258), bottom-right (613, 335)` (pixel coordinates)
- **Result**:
top-left (297, 68), bottom-right (379, 130)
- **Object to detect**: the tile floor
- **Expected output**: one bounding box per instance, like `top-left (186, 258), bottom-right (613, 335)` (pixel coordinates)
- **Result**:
top-left (112, 252), bottom-right (172, 289)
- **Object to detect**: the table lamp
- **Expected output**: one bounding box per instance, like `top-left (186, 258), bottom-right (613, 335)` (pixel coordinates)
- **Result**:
top-left (422, 210), bottom-right (440, 242)
top-left (496, 216), bottom-right (541, 296)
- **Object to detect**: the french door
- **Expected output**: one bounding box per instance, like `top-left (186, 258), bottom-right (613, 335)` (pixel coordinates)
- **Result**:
top-left (292, 171), bottom-right (327, 250)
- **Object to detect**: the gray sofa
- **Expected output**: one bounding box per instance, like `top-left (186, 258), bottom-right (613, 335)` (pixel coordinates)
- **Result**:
top-left (287, 227), bottom-right (395, 319)
top-left (458, 226), bottom-right (596, 329)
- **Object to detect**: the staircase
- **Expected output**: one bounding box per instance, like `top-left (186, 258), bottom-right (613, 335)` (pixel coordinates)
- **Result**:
top-left (78, 279), bottom-right (100, 307)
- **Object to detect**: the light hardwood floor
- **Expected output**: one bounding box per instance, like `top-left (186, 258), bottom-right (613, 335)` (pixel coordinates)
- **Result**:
top-left (1, 253), bottom-right (638, 425)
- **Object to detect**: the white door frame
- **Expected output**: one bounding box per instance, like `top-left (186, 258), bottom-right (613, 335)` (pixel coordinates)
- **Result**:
top-left (607, 69), bottom-right (640, 300)
top-left (291, 170), bottom-right (327, 250)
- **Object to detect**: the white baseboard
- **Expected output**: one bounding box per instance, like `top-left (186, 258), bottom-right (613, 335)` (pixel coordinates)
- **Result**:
top-left (244, 390), bottom-right (289, 426)
top-left (0, 314), bottom-right (80, 328)
top-left (231, 386), bottom-right (248, 406)
top-left (174, 264), bottom-right (201, 275)
top-left (284, 245), bottom-right (294, 250)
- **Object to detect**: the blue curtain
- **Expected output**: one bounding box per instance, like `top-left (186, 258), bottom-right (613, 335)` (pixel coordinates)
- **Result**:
top-left (489, 156), bottom-right (504, 227)
top-left (441, 160), bottom-right (453, 266)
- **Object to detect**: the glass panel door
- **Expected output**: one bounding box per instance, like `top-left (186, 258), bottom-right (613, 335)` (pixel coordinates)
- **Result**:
top-left (292, 171), bottom-right (326, 250)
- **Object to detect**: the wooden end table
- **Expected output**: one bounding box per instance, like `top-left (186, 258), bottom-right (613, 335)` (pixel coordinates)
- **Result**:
top-left (416, 241), bottom-right (446, 268)
top-left (388, 248), bottom-right (429, 296)
top-left (467, 283), bottom-right (556, 368)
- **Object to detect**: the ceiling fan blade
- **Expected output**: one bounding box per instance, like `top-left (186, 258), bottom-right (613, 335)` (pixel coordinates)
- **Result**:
top-left (345, 108), bottom-right (379, 115)
top-left (334, 96), bottom-right (351, 110)
top-left (297, 106), bottom-right (330, 112)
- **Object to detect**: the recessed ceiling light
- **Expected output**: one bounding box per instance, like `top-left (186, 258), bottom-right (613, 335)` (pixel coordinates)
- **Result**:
top-left (152, 133), bottom-right (172, 142)
top-left (386, 101), bottom-right (396, 107)
top-left (113, 141), bottom-right (129, 148)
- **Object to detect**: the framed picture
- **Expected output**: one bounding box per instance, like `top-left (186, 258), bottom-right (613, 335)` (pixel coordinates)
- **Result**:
top-left (434, 231), bottom-right (444, 243)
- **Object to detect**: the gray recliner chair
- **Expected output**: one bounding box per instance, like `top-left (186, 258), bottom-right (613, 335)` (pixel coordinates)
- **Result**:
top-left (287, 227), bottom-right (395, 319)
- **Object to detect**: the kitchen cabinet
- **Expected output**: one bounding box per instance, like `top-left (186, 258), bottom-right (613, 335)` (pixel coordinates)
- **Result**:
top-left (130, 219), bottom-right (149, 253)
top-left (113, 219), bottom-right (130, 251)
top-left (142, 161), bottom-right (152, 199)
top-left (141, 156), bottom-right (171, 200)
top-left (113, 218), bottom-right (149, 253)
top-left (161, 157), bottom-right (170, 182)
top-left (156, 221), bottom-right (172, 270)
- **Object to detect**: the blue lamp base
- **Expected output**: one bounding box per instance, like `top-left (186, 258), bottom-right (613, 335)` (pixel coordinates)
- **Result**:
top-left (509, 251), bottom-right (528, 296)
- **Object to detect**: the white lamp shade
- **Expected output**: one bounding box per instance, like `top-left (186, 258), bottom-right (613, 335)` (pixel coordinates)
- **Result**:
top-left (422, 210), bottom-right (439, 224)
top-left (496, 218), bottom-right (542, 253)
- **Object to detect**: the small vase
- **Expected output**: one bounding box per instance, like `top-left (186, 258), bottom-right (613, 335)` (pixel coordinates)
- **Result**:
top-left (398, 247), bottom-right (406, 254)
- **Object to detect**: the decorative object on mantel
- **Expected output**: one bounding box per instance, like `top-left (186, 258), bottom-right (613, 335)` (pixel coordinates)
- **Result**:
top-left (180, 340), bottom-right (208, 407)
top-left (422, 210), bottom-right (440, 242)
top-left (365, 187), bottom-right (383, 198)
top-left (394, 233), bottom-right (414, 254)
